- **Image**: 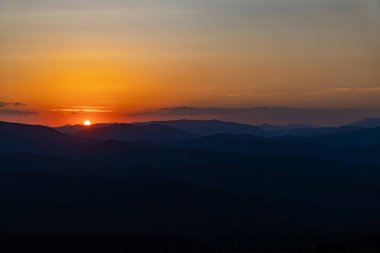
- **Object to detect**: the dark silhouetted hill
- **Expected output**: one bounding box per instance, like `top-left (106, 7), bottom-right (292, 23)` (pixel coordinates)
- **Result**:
top-left (281, 127), bottom-right (380, 147)
top-left (0, 121), bottom-right (89, 154)
top-left (134, 120), bottom-right (365, 137)
top-left (257, 123), bottom-right (316, 131)
top-left (134, 120), bottom-right (267, 136)
top-left (56, 123), bottom-right (117, 135)
top-left (75, 123), bottom-right (197, 142)
top-left (166, 133), bottom-right (380, 164)
top-left (349, 118), bottom-right (380, 128)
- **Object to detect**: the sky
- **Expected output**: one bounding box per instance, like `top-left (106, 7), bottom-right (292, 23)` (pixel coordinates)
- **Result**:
top-left (0, 0), bottom-right (379, 126)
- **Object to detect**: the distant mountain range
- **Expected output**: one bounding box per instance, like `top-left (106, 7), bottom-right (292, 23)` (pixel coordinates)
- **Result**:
top-left (56, 118), bottom-right (380, 140)
top-left (2, 118), bottom-right (380, 162)
top-left (1, 118), bottom-right (380, 239)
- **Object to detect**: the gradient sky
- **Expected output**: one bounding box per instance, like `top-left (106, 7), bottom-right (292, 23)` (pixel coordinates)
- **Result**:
top-left (0, 0), bottom-right (379, 125)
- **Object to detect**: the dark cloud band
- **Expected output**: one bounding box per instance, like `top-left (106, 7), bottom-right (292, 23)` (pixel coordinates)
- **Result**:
top-left (0, 109), bottom-right (38, 116)
top-left (130, 106), bottom-right (380, 126)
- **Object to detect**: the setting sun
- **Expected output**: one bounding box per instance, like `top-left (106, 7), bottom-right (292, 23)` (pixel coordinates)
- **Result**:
top-left (83, 120), bottom-right (92, 126)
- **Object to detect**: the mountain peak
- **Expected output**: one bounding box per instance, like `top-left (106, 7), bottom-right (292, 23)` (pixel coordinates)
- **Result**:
top-left (349, 118), bottom-right (380, 128)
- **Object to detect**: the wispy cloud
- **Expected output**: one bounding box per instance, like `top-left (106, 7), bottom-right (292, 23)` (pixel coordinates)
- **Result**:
top-left (309, 87), bottom-right (380, 95)
top-left (0, 101), bottom-right (36, 115)
top-left (0, 101), bottom-right (26, 107)
top-left (226, 92), bottom-right (285, 98)
top-left (50, 105), bottom-right (113, 113)
top-left (0, 109), bottom-right (38, 116)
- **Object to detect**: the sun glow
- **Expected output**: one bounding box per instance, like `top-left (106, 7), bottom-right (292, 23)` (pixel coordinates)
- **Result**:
top-left (83, 120), bottom-right (92, 126)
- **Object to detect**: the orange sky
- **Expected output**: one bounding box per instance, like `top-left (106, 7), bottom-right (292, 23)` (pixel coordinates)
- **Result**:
top-left (0, 0), bottom-right (379, 126)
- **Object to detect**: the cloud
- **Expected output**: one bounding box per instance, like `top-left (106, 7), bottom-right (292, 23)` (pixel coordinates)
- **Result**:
top-left (50, 105), bottom-right (113, 113)
top-left (0, 101), bottom-right (26, 107)
top-left (0, 109), bottom-right (38, 116)
top-left (129, 106), bottom-right (380, 126)
top-left (309, 87), bottom-right (380, 95)
top-left (0, 101), bottom-right (37, 116)
top-left (13, 102), bottom-right (27, 106)
top-left (226, 92), bottom-right (285, 98)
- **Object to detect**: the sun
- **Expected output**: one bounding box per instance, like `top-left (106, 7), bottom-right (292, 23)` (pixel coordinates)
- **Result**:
top-left (83, 120), bottom-right (92, 126)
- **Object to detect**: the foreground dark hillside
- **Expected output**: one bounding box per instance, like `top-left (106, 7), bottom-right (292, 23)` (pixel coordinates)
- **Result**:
top-left (1, 233), bottom-right (380, 253)
top-left (1, 156), bottom-right (380, 247)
